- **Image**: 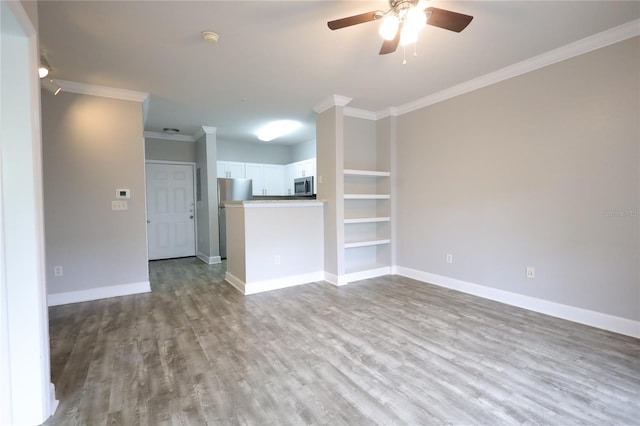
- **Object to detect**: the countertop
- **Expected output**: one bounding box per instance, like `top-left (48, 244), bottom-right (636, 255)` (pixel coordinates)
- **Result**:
top-left (224, 199), bottom-right (325, 208)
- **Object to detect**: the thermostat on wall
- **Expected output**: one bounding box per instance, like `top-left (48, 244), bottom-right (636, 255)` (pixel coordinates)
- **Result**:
top-left (116, 189), bottom-right (130, 199)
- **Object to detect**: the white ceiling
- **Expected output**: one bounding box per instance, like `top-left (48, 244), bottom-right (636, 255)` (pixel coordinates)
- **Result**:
top-left (37, 1), bottom-right (640, 145)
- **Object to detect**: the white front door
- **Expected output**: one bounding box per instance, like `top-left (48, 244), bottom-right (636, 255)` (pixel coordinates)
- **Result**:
top-left (145, 163), bottom-right (196, 260)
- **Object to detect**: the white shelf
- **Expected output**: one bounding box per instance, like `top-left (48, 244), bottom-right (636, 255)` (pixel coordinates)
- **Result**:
top-left (344, 217), bottom-right (390, 224)
top-left (344, 194), bottom-right (390, 200)
top-left (344, 169), bottom-right (390, 177)
top-left (344, 239), bottom-right (391, 249)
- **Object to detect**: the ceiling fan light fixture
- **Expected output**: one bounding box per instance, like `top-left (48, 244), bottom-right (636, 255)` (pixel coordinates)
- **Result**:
top-left (405, 6), bottom-right (426, 33)
top-left (379, 15), bottom-right (399, 40)
top-left (400, 25), bottom-right (418, 46)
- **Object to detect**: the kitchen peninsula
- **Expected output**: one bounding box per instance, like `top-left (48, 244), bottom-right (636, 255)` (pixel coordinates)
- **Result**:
top-left (224, 199), bottom-right (325, 295)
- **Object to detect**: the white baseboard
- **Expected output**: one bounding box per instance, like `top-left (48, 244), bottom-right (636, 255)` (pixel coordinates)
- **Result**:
top-left (324, 272), bottom-right (348, 286)
top-left (324, 267), bottom-right (391, 286)
top-left (197, 253), bottom-right (221, 264)
top-left (345, 266), bottom-right (391, 284)
top-left (48, 382), bottom-right (59, 418)
top-left (396, 266), bottom-right (640, 338)
top-left (225, 271), bottom-right (324, 295)
top-left (224, 271), bottom-right (246, 294)
top-left (47, 281), bottom-right (151, 306)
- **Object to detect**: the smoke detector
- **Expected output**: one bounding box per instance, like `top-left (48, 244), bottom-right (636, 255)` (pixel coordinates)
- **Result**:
top-left (201, 31), bottom-right (219, 44)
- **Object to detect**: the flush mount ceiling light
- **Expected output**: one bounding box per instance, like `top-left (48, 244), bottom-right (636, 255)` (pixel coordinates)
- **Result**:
top-left (256, 120), bottom-right (302, 142)
top-left (201, 30), bottom-right (219, 44)
top-left (39, 54), bottom-right (51, 78)
top-left (163, 128), bottom-right (180, 134)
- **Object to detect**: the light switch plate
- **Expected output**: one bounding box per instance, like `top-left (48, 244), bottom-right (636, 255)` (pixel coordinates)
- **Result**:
top-left (112, 200), bottom-right (128, 211)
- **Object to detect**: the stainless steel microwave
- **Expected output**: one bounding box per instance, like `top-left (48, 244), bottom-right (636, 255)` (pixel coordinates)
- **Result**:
top-left (294, 176), bottom-right (314, 196)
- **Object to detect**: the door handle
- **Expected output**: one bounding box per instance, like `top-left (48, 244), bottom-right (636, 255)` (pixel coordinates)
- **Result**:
top-left (190, 215), bottom-right (194, 219)
top-left (147, 219), bottom-right (151, 224)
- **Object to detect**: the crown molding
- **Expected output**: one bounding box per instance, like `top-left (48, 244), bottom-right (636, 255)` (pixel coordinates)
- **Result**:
top-left (313, 95), bottom-right (352, 114)
top-left (193, 125), bottom-right (217, 140)
top-left (395, 18), bottom-right (640, 116)
top-left (57, 80), bottom-right (149, 103)
top-left (143, 131), bottom-right (195, 142)
top-left (343, 107), bottom-right (377, 121)
top-left (376, 107), bottom-right (399, 119)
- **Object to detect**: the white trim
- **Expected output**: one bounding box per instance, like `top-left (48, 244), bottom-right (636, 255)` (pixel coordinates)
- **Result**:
top-left (197, 253), bottom-right (221, 265)
top-left (396, 267), bottom-right (640, 339)
top-left (345, 266), bottom-right (391, 284)
top-left (224, 271), bottom-right (246, 293)
top-left (394, 19), bottom-right (640, 116)
top-left (376, 107), bottom-right (399, 119)
top-left (47, 281), bottom-right (151, 306)
top-left (193, 125), bottom-right (217, 140)
top-left (49, 383), bottom-right (59, 416)
top-left (225, 200), bottom-right (324, 208)
top-left (57, 80), bottom-right (149, 103)
top-left (323, 272), bottom-right (348, 286)
top-left (2, 2), bottom-right (57, 423)
top-left (313, 95), bottom-right (352, 114)
top-left (225, 271), bottom-right (324, 295)
top-left (145, 159), bottom-right (196, 166)
top-left (344, 107), bottom-right (377, 120)
top-left (143, 131), bottom-right (195, 142)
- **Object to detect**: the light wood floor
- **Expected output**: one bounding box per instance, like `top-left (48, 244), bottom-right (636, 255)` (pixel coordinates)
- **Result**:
top-left (45, 257), bottom-right (639, 425)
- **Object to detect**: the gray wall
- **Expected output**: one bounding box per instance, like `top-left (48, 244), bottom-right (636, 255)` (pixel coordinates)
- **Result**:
top-left (145, 138), bottom-right (195, 163)
top-left (217, 139), bottom-right (292, 164)
top-left (290, 139), bottom-right (316, 163)
top-left (344, 117), bottom-right (376, 170)
top-left (41, 91), bottom-right (149, 294)
top-left (316, 107), bottom-right (344, 277)
top-left (195, 131), bottom-right (220, 259)
top-left (395, 37), bottom-right (639, 321)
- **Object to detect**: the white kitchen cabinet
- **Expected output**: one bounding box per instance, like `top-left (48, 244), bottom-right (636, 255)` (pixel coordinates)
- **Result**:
top-left (245, 163), bottom-right (285, 196)
top-left (284, 164), bottom-right (296, 195)
top-left (292, 159), bottom-right (316, 179)
top-left (263, 164), bottom-right (285, 195)
top-left (244, 163), bottom-right (264, 196)
top-left (217, 161), bottom-right (245, 178)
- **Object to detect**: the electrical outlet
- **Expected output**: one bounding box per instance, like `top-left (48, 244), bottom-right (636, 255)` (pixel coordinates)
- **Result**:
top-left (274, 255), bottom-right (280, 265)
top-left (526, 266), bottom-right (535, 279)
top-left (54, 266), bottom-right (63, 277)
top-left (446, 253), bottom-right (453, 264)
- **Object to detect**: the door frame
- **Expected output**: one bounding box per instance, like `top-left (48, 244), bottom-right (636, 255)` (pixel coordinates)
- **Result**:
top-left (144, 160), bottom-right (198, 259)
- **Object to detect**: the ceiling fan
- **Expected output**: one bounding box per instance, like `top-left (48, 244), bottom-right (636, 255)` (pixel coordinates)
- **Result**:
top-left (327, 0), bottom-right (473, 55)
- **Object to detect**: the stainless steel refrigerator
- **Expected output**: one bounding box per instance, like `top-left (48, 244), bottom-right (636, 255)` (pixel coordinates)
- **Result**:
top-left (218, 178), bottom-right (253, 259)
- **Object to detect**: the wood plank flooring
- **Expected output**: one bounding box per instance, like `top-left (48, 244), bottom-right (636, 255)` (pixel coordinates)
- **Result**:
top-left (45, 257), bottom-right (639, 425)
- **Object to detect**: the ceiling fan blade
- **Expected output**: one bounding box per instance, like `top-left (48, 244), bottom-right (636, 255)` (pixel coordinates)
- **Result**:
top-left (425, 7), bottom-right (473, 33)
top-left (327, 11), bottom-right (379, 30)
top-left (379, 23), bottom-right (402, 55)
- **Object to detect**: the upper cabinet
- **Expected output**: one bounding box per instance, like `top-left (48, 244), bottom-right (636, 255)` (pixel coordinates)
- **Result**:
top-left (217, 161), bottom-right (245, 178)
top-left (219, 159), bottom-right (316, 196)
top-left (245, 163), bottom-right (286, 196)
top-left (286, 158), bottom-right (317, 194)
